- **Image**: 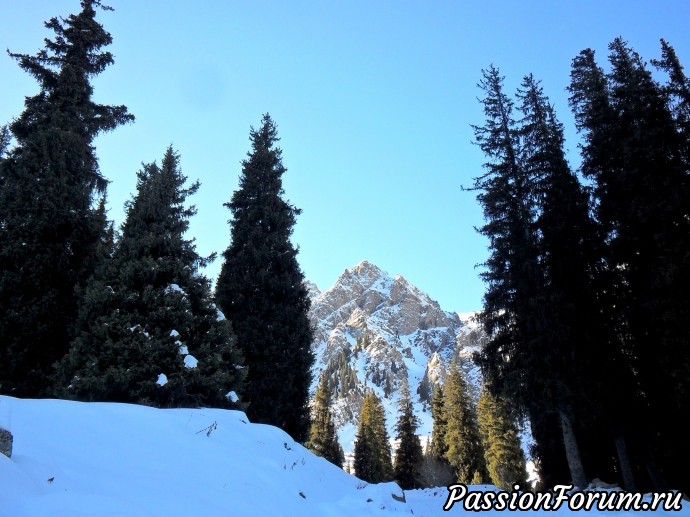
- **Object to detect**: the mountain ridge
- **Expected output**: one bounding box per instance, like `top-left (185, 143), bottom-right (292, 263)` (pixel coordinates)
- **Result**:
top-left (307, 260), bottom-right (486, 454)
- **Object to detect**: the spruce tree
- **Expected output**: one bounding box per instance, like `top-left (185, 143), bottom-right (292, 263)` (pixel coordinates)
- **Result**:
top-left (393, 381), bottom-right (423, 489)
top-left (471, 66), bottom-right (572, 486)
top-left (354, 391), bottom-right (393, 483)
top-left (517, 73), bottom-right (627, 489)
top-left (56, 147), bottom-right (244, 408)
top-left (476, 388), bottom-right (527, 490)
top-left (418, 383), bottom-right (454, 487)
top-left (0, 0), bottom-right (133, 396)
top-left (307, 373), bottom-right (344, 467)
top-left (443, 361), bottom-right (487, 484)
top-left (569, 39), bottom-right (690, 493)
top-left (215, 114), bottom-right (314, 442)
top-left (428, 384), bottom-right (448, 461)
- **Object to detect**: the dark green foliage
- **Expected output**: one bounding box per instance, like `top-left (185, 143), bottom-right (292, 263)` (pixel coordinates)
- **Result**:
top-left (393, 381), bottom-right (423, 489)
top-left (56, 147), bottom-right (245, 408)
top-left (443, 362), bottom-right (487, 484)
top-left (354, 391), bottom-right (393, 483)
top-left (476, 388), bottom-right (527, 490)
top-left (471, 66), bottom-right (569, 485)
top-left (0, 0), bottom-right (133, 396)
top-left (428, 384), bottom-right (448, 462)
top-left (322, 348), bottom-right (358, 398)
top-left (215, 114), bottom-right (314, 442)
top-left (569, 39), bottom-right (690, 493)
top-left (418, 383), bottom-right (455, 488)
top-left (307, 373), bottom-right (344, 468)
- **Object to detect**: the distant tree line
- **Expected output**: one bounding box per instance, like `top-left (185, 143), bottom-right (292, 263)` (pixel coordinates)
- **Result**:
top-left (0, 1), bottom-right (313, 443)
top-left (471, 38), bottom-right (690, 495)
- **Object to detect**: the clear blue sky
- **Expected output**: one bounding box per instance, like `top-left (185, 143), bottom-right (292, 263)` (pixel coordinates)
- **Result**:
top-left (1, 1), bottom-right (689, 313)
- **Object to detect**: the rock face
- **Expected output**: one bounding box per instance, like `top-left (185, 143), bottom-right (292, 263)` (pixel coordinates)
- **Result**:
top-left (0, 428), bottom-right (12, 458)
top-left (308, 260), bottom-right (486, 452)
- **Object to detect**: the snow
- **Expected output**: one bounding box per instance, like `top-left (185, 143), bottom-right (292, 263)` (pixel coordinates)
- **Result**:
top-left (226, 391), bottom-right (239, 403)
top-left (155, 373), bottom-right (168, 386)
top-left (183, 354), bottom-right (198, 369)
top-left (0, 396), bottom-right (685, 516)
top-left (165, 283), bottom-right (185, 295)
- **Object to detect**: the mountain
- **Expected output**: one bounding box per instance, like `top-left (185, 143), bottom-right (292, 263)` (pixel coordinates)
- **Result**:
top-left (308, 260), bottom-right (488, 454)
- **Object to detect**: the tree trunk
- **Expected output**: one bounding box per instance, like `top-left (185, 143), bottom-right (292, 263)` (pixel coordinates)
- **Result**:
top-left (645, 445), bottom-right (669, 492)
top-left (614, 434), bottom-right (636, 491)
top-left (559, 411), bottom-right (588, 488)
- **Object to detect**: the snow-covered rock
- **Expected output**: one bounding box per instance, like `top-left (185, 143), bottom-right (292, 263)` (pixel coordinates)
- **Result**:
top-left (308, 260), bottom-right (485, 453)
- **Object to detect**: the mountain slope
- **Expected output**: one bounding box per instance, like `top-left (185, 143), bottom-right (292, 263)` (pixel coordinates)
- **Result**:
top-left (308, 260), bottom-right (486, 453)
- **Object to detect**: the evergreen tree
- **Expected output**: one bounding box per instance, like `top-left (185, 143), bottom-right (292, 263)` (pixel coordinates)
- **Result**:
top-left (443, 361), bottom-right (487, 484)
top-left (471, 66), bottom-right (575, 487)
top-left (393, 381), bottom-right (423, 489)
top-left (0, 0), bottom-right (133, 396)
top-left (354, 391), bottom-right (393, 483)
top-left (428, 384), bottom-right (448, 461)
top-left (418, 383), bottom-right (454, 487)
top-left (653, 40), bottom-right (690, 167)
top-left (476, 388), bottom-right (527, 490)
top-left (569, 39), bottom-right (690, 493)
top-left (517, 73), bottom-right (633, 489)
top-left (307, 373), bottom-right (344, 467)
top-left (215, 114), bottom-right (314, 442)
top-left (56, 147), bottom-right (244, 408)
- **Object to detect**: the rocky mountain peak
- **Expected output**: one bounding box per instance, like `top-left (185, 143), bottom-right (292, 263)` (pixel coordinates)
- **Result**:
top-left (307, 261), bottom-right (487, 452)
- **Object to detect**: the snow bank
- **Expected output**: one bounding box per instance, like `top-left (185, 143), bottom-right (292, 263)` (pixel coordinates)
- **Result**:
top-left (0, 396), bottom-right (685, 516)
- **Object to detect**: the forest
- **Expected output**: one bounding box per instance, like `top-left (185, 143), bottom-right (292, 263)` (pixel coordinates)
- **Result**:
top-left (0, 0), bottom-right (688, 497)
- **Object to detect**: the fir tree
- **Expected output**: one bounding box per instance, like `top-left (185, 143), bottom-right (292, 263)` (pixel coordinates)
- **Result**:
top-left (0, 0), bottom-right (133, 396)
top-left (354, 391), bottom-right (393, 483)
top-left (476, 388), bottom-right (527, 490)
top-left (56, 147), bottom-right (244, 408)
top-left (443, 361), bottom-right (487, 484)
top-left (393, 381), bottom-right (423, 489)
top-left (215, 114), bottom-right (314, 442)
top-left (307, 373), bottom-right (344, 468)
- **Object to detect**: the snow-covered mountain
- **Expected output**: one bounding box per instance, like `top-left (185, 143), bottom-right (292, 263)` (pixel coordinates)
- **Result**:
top-left (308, 260), bottom-right (488, 453)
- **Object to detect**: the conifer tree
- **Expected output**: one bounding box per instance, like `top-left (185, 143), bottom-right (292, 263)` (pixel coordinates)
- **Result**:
top-left (428, 384), bottom-right (448, 462)
top-left (476, 388), bottom-right (527, 490)
top-left (443, 362), bottom-right (487, 484)
top-left (653, 40), bottom-right (690, 166)
top-left (471, 66), bottom-right (574, 486)
top-left (215, 114), bottom-right (313, 442)
top-left (354, 391), bottom-right (393, 483)
top-left (0, 0), bottom-right (133, 396)
top-left (393, 381), bottom-right (423, 489)
top-left (418, 383), bottom-right (454, 487)
top-left (56, 147), bottom-right (244, 408)
top-left (307, 373), bottom-right (344, 467)
top-left (569, 39), bottom-right (690, 493)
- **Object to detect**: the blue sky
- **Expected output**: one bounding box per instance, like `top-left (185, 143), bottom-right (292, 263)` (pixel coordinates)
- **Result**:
top-left (1, 1), bottom-right (689, 313)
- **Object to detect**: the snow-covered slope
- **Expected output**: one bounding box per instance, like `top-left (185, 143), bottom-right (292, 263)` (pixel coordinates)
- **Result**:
top-left (0, 396), bottom-right (439, 516)
top-left (308, 260), bottom-right (486, 453)
top-left (1, 397), bottom-right (684, 516)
